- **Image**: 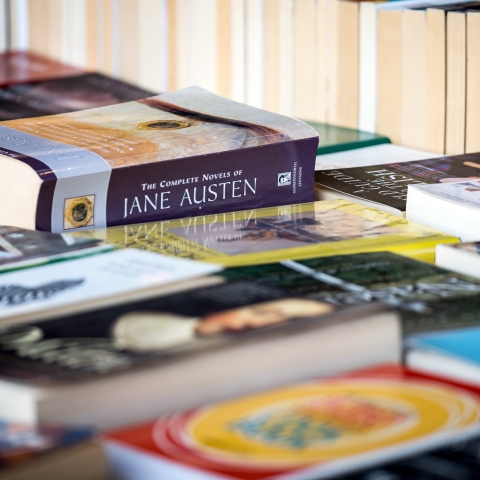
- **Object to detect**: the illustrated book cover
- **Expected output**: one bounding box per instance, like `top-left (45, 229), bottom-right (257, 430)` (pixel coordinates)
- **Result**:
top-left (221, 251), bottom-right (480, 334)
top-left (0, 226), bottom-right (110, 272)
top-left (104, 364), bottom-right (480, 480)
top-left (77, 200), bottom-right (459, 266)
top-left (315, 153), bottom-right (480, 216)
top-left (0, 73), bottom-right (155, 121)
top-left (0, 86), bottom-right (318, 233)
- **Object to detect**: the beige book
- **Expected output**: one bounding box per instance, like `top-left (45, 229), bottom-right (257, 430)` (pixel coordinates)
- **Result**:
top-left (445, 11), bottom-right (466, 155)
top-left (86, 0), bottom-right (99, 71)
top-left (167, 0), bottom-right (178, 90)
top-left (335, 0), bottom-right (360, 129)
top-left (245, 0), bottom-right (264, 107)
top-left (377, 9), bottom-right (403, 144)
top-left (426, 8), bottom-right (447, 154)
top-left (278, 0), bottom-right (294, 115)
top-left (466, 12), bottom-right (480, 152)
top-left (401, 9), bottom-right (428, 151)
top-left (326, 0), bottom-right (339, 123)
top-left (315, 0), bottom-right (328, 122)
top-left (217, 0), bottom-right (232, 98)
top-left (264, 0), bottom-right (280, 112)
top-left (230, 0), bottom-right (246, 103)
top-left (118, 0), bottom-right (140, 85)
top-left (174, 0), bottom-right (191, 90)
top-left (293, 0), bottom-right (317, 120)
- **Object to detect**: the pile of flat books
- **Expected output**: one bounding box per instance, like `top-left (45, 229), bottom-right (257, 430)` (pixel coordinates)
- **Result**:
top-left (2, 52), bottom-right (480, 480)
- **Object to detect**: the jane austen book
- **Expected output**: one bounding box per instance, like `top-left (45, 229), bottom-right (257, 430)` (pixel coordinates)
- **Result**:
top-left (315, 152), bottom-right (480, 216)
top-left (77, 199), bottom-right (459, 266)
top-left (104, 364), bottom-right (480, 480)
top-left (0, 86), bottom-right (318, 233)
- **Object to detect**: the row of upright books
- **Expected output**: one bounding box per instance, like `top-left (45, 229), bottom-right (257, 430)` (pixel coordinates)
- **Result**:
top-left (3, 50), bottom-right (480, 480)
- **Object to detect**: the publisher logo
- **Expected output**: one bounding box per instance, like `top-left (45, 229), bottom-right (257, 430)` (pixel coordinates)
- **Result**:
top-left (278, 172), bottom-right (291, 186)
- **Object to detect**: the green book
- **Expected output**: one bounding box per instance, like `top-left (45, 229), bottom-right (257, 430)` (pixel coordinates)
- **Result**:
top-left (302, 121), bottom-right (391, 155)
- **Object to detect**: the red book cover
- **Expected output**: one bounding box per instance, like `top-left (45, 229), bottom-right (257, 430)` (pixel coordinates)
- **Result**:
top-left (104, 364), bottom-right (480, 479)
top-left (0, 51), bottom-right (83, 87)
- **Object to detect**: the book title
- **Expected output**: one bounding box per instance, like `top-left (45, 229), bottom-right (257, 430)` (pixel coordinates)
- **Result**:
top-left (123, 170), bottom-right (257, 219)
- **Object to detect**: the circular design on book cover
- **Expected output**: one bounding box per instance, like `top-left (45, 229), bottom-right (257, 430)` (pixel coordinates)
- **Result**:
top-left (151, 378), bottom-right (480, 471)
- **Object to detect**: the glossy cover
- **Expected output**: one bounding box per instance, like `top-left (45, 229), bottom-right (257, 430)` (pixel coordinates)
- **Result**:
top-left (0, 86), bottom-right (318, 232)
top-left (105, 364), bottom-right (480, 480)
top-left (315, 153), bottom-right (480, 213)
top-left (0, 73), bottom-right (155, 121)
top-left (78, 200), bottom-right (459, 266)
top-left (222, 251), bottom-right (480, 334)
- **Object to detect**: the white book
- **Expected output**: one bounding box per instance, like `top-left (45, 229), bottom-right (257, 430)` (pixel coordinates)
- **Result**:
top-left (0, 249), bottom-right (221, 326)
top-left (407, 180), bottom-right (480, 241)
top-left (315, 143), bottom-right (439, 171)
top-left (436, 242), bottom-right (480, 279)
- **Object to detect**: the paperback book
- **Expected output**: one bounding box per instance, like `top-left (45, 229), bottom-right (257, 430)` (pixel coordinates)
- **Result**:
top-left (0, 86), bottom-right (318, 233)
top-left (104, 364), bottom-right (480, 480)
top-left (0, 73), bottom-right (155, 121)
top-left (315, 153), bottom-right (480, 216)
top-left (407, 180), bottom-right (480, 240)
top-left (436, 242), bottom-right (480, 279)
top-left (77, 200), bottom-right (459, 266)
top-left (0, 226), bottom-right (110, 272)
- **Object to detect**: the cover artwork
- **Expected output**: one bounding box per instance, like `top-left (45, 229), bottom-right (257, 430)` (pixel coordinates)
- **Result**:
top-left (0, 73), bottom-right (156, 121)
top-left (78, 200), bottom-right (458, 266)
top-left (0, 86), bottom-right (318, 232)
top-left (0, 279), bottom-right (343, 381)
top-left (222, 251), bottom-right (480, 333)
top-left (105, 365), bottom-right (480, 480)
top-left (315, 153), bottom-right (480, 212)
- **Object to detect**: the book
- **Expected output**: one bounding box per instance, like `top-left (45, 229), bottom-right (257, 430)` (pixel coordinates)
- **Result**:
top-left (76, 199), bottom-right (459, 266)
top-left (407, 326), bottom-right (480, 387)
top-left (0, 248), bottom-right (221, 326)
top-left (0, 51), bottom-right (83, 88)
top-left (0, 72), bottom-right (156, 121)
top-left (0, 226), bottom-right (111, 273)
top-left (406, 179), bottom-right (480, 240)
top-left (315, 143), bottom-right (439, 172)
top-left (221, 251), bottom-right (480, 335)
top-left (436, 242), bottom-right (480, 278)
top-left (306, 121), bottom-right (391, 157)
top-left (0, 421), bottom-right (106, 480)
top-left (0, 290), bottom-right (398, 428)
top-left (104, 364), bottom-right (480, 480)
top-left (315, 153), bottom-right (480, 216)
top-left (0, 86), bottom-right (318, 233)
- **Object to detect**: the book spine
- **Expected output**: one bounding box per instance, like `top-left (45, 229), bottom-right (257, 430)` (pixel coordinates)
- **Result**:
top-left (0, 125), bottom-right (316, 232)
top-left (107, 138), bottom-right (317, 228)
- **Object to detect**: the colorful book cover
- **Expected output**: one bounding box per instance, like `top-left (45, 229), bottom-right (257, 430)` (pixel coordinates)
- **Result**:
top-left (0, 421), bottom-right (94, 469)
top-left (104, 364), bottom-right (480, 480)
top-left (304, 121), bottom-right (391, 156)
top-left (221, 251), bottom-right (480, 334)
top-left (0, 51), bottom-right (83, 88)
top-left (0, 226), bottom-right (110, 272)
top-left (77, 200), bottom-right (459, 266)
top-left (0, 73), bottom-right (156, 121)
top-left (0, 86), bottom-right (318, 233)
top-left (315, 153), bottom-right (480, 213)
top-left (0, 271), bottom-right (384, 381)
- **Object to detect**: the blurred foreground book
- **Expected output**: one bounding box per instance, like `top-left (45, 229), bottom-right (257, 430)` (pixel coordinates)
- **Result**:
top-left (78, 200), bottom-right (459, 265)
top-left (104, 364), bottom-right (480, 480)
top-left (0, 421), bottom-right (105, 480)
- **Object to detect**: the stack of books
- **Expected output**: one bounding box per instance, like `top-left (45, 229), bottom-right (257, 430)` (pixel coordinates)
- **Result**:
top-left (2, 49), bottom-right (480, 480)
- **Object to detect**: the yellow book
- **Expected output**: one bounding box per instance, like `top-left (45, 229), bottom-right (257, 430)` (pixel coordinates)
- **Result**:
top-left (77, 200), bottom-right (458, 266)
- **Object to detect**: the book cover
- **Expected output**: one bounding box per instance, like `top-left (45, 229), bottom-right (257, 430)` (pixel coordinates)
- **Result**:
top-left (304, 121), bottom-right (391, 156)
top-left (221, 251), bottom-right (480, 334)
top-left (0, 226), bottom-right (110, 272)
top-left (0, 51), bottom-right (83, 88)
top-left (0, 86), bottom-right (318, 233)
top-left (77, 200), bottom-right (459, 266)
top-left (0, 248), bottom-right (221, 326)
top-left (0, 274), bottom-right (384, 382)
top-left (0, 73), bottom-right (156, 121)
top-left (104, 364), bottom-right (480, 480)
top-left (315, 153), bottom-right (480, 214)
